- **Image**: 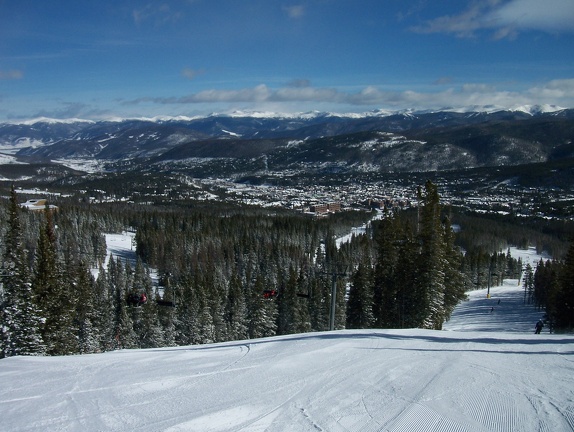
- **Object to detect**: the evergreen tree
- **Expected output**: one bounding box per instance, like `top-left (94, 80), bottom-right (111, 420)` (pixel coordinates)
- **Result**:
top-left (308, 276), bottom-right (329, 331)
top-left (418, 181), bottom-right (447, 330)
top-left (33, 205), bottom-right (76, 355)
top-left (157, 274), bottom-right (177, 347)
top-left (174, 273), bottom-right (201, 346)
top-left (277, 267), bottom-right (301, 335)
top-left (333, 276), bottom-right (347, 330)
top-left (534, 259), bottom-right (550, 311)
top-left (207, 275), bottom-right (228, 343)
top-left (393, 231), bottom-right (420, 328)
top-left (372, 214), bottom-right (400, 328)
top-left (93, 262), bottom-right (115, 351)
top-left (109, 257), bottom-right (137, 349)
top-left (248, 274), bottom-right (277, 339)
top-left (556, 240), bottom-right (574, 329)
top-left (132, 259), bottom-right (163, 348)
top-left (0, 187), bottom-right (45, 357)
top-left (295, 269), bottom-right (312, 334)
top-left (442, 216), bottom-right (467, 320)
top-left (195, 280), bottom-right (215, 344)
top-left (73, 259), bottom-right (99, 354)
top-left (523, 264), bottom-right (534, 305)
top-left (225, 270), bottom-right (249, 340)
top-left (371, 182), bottom-right (464, 330)
top-left (346, 261), bottom-right (375, 329)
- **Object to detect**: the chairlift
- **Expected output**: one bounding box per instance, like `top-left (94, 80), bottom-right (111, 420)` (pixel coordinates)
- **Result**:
top-left (263, 289), bottom-right (277, 299)
top-left (126, 292), bottom-right (148, 307)
top-left (156, 298), bottom-right (176, 308)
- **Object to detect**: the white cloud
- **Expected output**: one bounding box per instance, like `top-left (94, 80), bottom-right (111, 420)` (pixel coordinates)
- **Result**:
top-left (0, 70), bottom-right (23, 80)
top-left (123, 78), bottom-right (574, 112)
top-left (287, 78), bottom-right (311, 88)
top-left (133, 4), bottom-right (183, 26)
top-left (28, 102), bottom-right (111, 121)
top-left (283, 5), bottom-right (305, 19)
top-left (412, 0), bottom-right (574, 38)
top-left (528, 78), bottom-right (574, 99)
top-left (488, 0), bottom-right (574, 33)
top-left (181, 68), bottom-right (204, 80)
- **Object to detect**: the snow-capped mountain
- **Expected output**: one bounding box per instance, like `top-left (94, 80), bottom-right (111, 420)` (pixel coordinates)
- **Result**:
top-left (0, 108), bottom-right (572, 178)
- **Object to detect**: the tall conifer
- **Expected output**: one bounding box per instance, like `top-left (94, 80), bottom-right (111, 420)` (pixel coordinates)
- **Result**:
top-left (346, 261), bottom-right (375, 329)
top-left (557, 240), bottom-right (574, 329)
top-left (226, 269), bottom-right (249, 340)
top-left (0, 186), bottom-right (45, 357)
top-left (418, 181), bottom-right (447, 330)
top-left (33, 205), bottom-right (76, 355)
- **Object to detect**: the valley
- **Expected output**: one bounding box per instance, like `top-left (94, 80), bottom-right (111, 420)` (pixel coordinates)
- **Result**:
top-left (0, 109), bottom-right (573, 221)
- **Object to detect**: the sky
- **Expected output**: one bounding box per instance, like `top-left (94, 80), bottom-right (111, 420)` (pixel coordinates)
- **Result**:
top-left (1, 0), bottom-right (574, 121)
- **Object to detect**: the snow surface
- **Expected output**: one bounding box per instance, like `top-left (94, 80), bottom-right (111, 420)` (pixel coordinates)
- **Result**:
top-left (0, 153), bottom-right (26, 164)
top-left (2, 242), bottom-right (573, 431)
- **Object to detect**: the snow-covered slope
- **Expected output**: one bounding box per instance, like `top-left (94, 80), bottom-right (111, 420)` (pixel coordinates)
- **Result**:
top-left (2, 279), bottom-right (573, 431)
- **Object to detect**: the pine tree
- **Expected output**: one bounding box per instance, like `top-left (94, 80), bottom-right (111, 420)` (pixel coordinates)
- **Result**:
top-left (109, 257), bottom-right (137, 349)
top-left (333, 276), bottom-right (347, 330)
top-left (523, 264), bottom-right (534, 305)
top-left (295, 269), bottom-right (312, 333)
top-left (441, 216), bottom-right (467, 320)
top-left (417, 181), bottom-right (447, 330)
top-left (93, 263), bottom-right (115, 351)
top-left (174, 275), bottom-right (200, 346)
top-left (33, 205), bottom-right (76, 355)
top-left (373, 214), bottom-right (409, 328)
top-left (277, 267), bottom-right (300, 335)
top-left (346, 261), bottom-right (375, 329)
top-left (132, 258), bottom-right (163, 348)
top-left (248, 274), bottom-right (277, 339)
top-left (73, 259), bottom-right (99, 354)
top-left (225, 270), bottom-right (249, 340)
top-left (207, 276), bottom-right (228, 343)
top-left (0, 186), bottom-right (45, 357)
top-left (308, 276), bottom-right (329, 331)
top-left (394, 230), bottom-right (420, 328)
top-left (556, 240), bottom-right (574, 329)
top-left (156, 273), bottom-right (176, 347)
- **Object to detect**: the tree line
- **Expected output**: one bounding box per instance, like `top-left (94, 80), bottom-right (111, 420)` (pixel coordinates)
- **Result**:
top-left (0, 181), bottom-right (559, 358)
top-left (529, 244), bottom-right (574, 331)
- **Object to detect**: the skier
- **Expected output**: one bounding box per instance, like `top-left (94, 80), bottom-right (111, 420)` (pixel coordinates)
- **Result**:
top-left (535, 319), bottom-right (544, 334)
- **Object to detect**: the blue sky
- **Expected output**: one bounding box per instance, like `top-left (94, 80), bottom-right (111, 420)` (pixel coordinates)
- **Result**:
top-left (1, 0), bottom-right (573, 121)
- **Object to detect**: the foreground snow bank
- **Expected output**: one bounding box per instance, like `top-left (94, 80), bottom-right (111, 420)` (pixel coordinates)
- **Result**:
top-left (2, 246), bottom-right (572, 432)
top-left (2, 328), bottom-right (572, 432)
top-left (2, 278), bottom-right (574, 432)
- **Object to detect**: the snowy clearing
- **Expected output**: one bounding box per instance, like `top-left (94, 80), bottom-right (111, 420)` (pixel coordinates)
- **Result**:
top-left (2, 242), bottom-right (573, 431)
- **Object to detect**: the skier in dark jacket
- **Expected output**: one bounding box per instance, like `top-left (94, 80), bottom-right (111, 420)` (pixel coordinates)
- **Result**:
top-left (535, 319), bottom-right (544, 334)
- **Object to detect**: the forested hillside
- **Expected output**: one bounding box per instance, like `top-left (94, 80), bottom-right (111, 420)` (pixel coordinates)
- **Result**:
top-left (0, 182), bottom-right (570, 358)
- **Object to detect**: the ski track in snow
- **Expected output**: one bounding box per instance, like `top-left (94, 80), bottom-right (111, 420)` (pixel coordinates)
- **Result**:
top-left (2, 244), bottom-right (574, 431)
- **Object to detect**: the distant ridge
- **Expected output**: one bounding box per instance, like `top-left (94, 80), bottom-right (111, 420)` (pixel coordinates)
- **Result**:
top-left (1, 107), bottom-right (573, 180)
top-left (2, 104), bottom-right (568, 125)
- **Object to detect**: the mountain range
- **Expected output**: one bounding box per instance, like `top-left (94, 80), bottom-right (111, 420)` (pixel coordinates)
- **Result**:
top-left (0, 108), bottom-right (573, 184)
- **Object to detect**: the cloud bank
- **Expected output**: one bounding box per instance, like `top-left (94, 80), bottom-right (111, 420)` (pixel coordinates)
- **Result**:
top-left (412, 0), bottom-right (574, 39)
top-left (123, 78), bottom-right (574, 112)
